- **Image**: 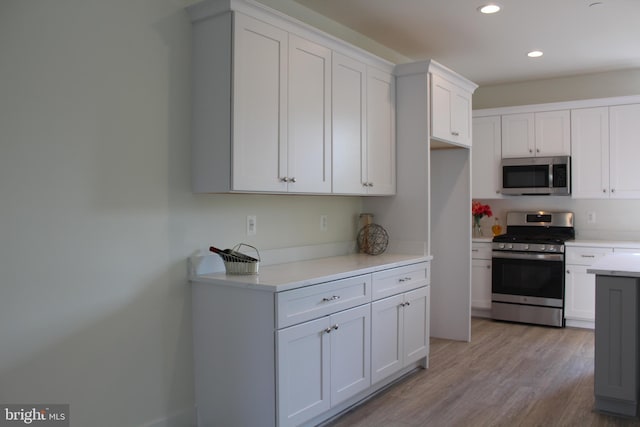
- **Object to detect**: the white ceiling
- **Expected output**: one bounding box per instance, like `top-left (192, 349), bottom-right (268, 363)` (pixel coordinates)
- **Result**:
top-left (292, 0), bottom-right (640, 86)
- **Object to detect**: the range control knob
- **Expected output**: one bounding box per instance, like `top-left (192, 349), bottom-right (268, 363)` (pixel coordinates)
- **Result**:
top-left (498, 243), bottom-right (505, 249)
top-left (506, 244), bottom-right (513, 249)
top-left (540, 245), bottom-right (546, 251)
top-left (523, 244), bottom-right (529, 250)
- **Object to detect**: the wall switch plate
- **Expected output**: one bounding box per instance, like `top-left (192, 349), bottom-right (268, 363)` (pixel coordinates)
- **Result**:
top-left (247, 215), bottom-right (257, 235)
top-left (587, 211), bottom-right (596, 224)
top-left (320, 215), bottom-right (328, 231)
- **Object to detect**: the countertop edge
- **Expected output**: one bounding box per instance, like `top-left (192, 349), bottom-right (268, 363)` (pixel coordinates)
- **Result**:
top-left (190, 254), bottom-right (432, 292)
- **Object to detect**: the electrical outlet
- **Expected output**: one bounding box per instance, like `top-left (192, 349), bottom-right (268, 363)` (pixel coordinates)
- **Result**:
top-left (247, 215), bottom-right (257, 235)
top-left (587, 211), bottom-right (596, 224)
top-left (320, 215), bottom-right (328, 231)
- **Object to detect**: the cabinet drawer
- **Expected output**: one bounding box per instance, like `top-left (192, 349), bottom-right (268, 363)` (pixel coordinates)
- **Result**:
top-left (372, 262), bottom-right (429, 301)
top-left (613, 247), bottom-right (640, 254)
top-left (566, 247), bottom-right (613, 266)
top-left (472, 243), bottom-right (492, 260)
top-left (276, 275), bottom-right (371, 328)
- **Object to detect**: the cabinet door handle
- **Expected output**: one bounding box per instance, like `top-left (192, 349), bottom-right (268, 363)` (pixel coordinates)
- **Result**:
top-left (332, 324), bottom-right (339, 331)
top-left (322, 295), bottom-right (340, 302)
top-left (486, 265), bottom-right (491, 269)
top-left (290, 177), bottom-right (296, 183)
top-left (603, 189), bottom-right (607, 193)
top-left (324, 327), bottom-right (332, 334)
top-left (405, 301), bottom-right (411, 306)
top-left (451, 131), bottom-right (460, 136)
top-left (612, 188), bottom-right (616, 193)
top-left (529, 149), bottom-right (533, 153)
top-left (567, 270), bottom-right (570, 274)
top-left (472, 249), bottom-right (479, 252)
top-left (536, 148), bottom-right (540, 153)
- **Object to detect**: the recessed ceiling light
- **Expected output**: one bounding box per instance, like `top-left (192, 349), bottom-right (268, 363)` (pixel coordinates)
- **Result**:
top-left (527, 50), bottom-right (544, 58)
top-left (478, 4), bottom-right (501, 14)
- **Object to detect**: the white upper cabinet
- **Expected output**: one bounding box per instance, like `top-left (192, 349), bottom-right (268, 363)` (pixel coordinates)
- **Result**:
top-left (572, 103), bottom-right (640, 199)
top-left (365, 67), bottom-right (396, 195)
top-left (501, 110), bottom-right (570, 158)
top-left (332, 52), bottom-right (367, 194)
top-left (472, 116), bottom-right (502, 198)
top-left (571, 107), bottom-right (610, 199)
top-left (609, 104), bottom-right (640, 198)
top-left (431, 73), bottom-right (474, 147)
top-left (332, 60), bottom-right (395, 195)
top-left (232, 13), bottom-right (289, 192)
top-left (287, 34), bottom-right (332, 193)
top-left (189, 2), bottom-right (395, 195)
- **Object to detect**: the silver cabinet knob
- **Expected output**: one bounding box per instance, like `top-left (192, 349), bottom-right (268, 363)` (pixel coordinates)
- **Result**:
top-left (290, 177), bottom-right (296, 183)
top-left (486, 265), bottom-right (491, 269)
top-left (451, 131), bottom-right (460, 136)
top-left (612, 188), bottom-right (615, 193)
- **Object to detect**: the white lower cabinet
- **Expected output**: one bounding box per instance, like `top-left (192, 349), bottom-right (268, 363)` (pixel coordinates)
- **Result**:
top-left (471, 242), bottom-right (492, 313)
top-left (191, 259), bottom-right (431, 427)
top-left (564, 246), bottom-right (613, 327)
top-left (277, 304), bottom-right (370, 427)
top-left (371, 286), bottom-right (430, 384)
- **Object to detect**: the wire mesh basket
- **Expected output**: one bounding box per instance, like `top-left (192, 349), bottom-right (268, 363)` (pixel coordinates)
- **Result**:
top-left (211, 243), bottom-right (260, 275)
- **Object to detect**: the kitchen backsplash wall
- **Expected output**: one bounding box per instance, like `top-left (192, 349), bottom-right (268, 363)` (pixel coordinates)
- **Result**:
top-left (475, 198), bottom-right (640, 241)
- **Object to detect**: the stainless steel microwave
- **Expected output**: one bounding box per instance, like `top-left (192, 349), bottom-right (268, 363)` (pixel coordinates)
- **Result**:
top-left (501, 156), bottom-right (570, 195)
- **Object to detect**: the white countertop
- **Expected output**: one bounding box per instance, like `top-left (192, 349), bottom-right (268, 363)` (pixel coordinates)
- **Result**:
top-left (567, 240), bottom-right (640, 249)
top-left (588, 253), bottom-right (640, 278)
top-left (190, 253), bottom-right (432, 292)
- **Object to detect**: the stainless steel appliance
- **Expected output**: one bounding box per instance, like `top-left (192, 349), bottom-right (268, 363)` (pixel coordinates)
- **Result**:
top-left (501, 155), bottom-right (570, 195)
top-left (492, 211), bottom-right (575, 327)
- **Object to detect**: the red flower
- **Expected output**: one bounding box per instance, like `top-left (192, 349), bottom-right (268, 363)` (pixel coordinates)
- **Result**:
top-left (472, 201), bottom-right (492, 218)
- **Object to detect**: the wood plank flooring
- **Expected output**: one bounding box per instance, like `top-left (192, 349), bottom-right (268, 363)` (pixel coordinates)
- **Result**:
top-left (327, 318), bottom-right (639, 427)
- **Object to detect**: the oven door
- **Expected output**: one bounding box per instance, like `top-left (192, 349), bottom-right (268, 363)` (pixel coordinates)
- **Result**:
top-left (492, 251), bottom-right (565, 307)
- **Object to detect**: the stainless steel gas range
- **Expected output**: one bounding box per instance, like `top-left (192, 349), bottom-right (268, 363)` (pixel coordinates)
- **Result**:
top-left (491, 211), bottom-right (575, 328)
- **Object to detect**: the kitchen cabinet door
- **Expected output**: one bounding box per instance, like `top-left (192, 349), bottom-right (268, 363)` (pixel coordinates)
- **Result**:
top-left (502, 111), bottom-right (570, 158)
top-left (371, 286), bottom-right (429, 384)
top-left (571, 107), bottom-right (610, 199)
top-left (277, 317), bottom-right (331, 427)
top-left (565, 265), bottom-right (596, 321)
top-left (233, 13), bottom-right (289, 192)
top-left (431, 73), bottom-right (472, 147)
top-left (332, 52), bottom-right (367, 194)
top-left (534, 110), bottom-right (571, 156)
top-left (330, 304), bottom-right (371, 405)
top-left (371, 294), bottom-right (403, 383)
top-left (609, 104), bottom-right (640, 198)
top-left (472, 116), bottom-right (502, 198)
top-left (472, 258), bottom-right (492, 310)
top-left (501, 113), bottom-right (535, 158)
top-left (402, 286), bottom-right (430, 365)
top-left (365, 67), bottom-right (396, 195)
top-left (287, 35), bottom-right (332, 193)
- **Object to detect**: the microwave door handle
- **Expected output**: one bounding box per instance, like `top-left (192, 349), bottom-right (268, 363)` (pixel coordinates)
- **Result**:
top-left (549, 164), bottom-right (553, 189)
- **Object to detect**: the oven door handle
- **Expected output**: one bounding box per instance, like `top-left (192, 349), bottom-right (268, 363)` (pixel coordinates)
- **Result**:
top-left (492, 251), bottom-right (564, 262)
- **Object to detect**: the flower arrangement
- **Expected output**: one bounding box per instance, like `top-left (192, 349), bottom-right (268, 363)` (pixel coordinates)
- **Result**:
top-left (472, 201), bottom-right (492, 236)
top-left (472, 201), bottom-right (493, 220)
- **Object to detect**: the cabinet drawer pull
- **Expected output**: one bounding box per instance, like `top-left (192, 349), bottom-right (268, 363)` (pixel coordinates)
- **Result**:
top-left (398, 277), bottom-right (412, 283)
top-left (451, 131), bottom-right (460, 136)
top-left (322, 295), bottom-right (340, 302)
top-left (581, 255), bottom-right (595, 258)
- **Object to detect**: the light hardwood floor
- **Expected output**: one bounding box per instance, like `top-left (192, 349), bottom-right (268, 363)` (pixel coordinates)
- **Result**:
top-left (327, 318), bottom-right (639, 427)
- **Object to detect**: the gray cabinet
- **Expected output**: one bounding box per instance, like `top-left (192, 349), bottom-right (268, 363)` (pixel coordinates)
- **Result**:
top-left (594, 275), bottom-right (640, 416)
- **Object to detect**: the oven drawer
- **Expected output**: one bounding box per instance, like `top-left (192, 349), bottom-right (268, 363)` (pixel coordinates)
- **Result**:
top-left (566, 247), bottom-right (613, 266)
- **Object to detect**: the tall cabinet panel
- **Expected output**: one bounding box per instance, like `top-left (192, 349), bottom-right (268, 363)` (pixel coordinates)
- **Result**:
top-left (610, 104), bottom-right (640, 198)
top-left (472, 116), bottom-right (502, 198)
top-left (571, 107), bottom-right (610, 199)
top-left (288, 35), bottom-right (332, 193)
top-left (233, 13), bottom-right (289, 192)
top-left (366, 67), bottom-right (396, 195)
top-left (332, 53), bottom-right (367, 194)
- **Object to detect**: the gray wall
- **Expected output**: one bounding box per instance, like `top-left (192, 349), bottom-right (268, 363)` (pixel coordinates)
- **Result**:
top-left (0, 1), bottom-right (362, 425)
